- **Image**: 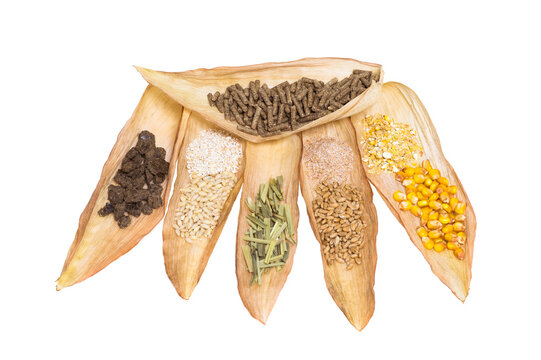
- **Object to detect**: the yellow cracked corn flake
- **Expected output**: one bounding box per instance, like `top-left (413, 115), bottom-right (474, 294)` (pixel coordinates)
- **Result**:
top-left (360, 114), bottom-right (423, 174)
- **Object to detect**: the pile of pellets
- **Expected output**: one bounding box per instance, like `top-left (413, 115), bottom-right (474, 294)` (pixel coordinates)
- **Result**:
top-left (207, 70), bottom-right (377, 137)
top-left (98, 131), bottom-right (169, 228)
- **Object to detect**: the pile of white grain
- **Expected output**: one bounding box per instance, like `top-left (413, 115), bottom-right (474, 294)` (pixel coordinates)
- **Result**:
top-left (174, 129), bottom-right (242, 243)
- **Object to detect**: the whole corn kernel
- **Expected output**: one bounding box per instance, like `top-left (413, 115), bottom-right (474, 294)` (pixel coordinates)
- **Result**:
top-left (437, 177), bottom-right (449, 186)
top-left (454, 248), bottom-right (465, 260)
top-left (428, 211), bottom-right (439, 220)
top-left (421, 207), bottom-right (431, 216)
top-left (457, 232), bottom-right (466, 244)
top-left (405, 185), bottom-right (417, 194)
top-left (439, 213), bottom-right (451, 225)
top-left (429, 193), bottom-right (439, 202)
top-left (399, 200), bottom-right (412, 211)
top-left (428, 169), bottom-right (440, 180)
top-left (407, 192), bottom-right (419, 204)
top-left (436, 185), bottom-right (447, 194)
top-left (422, 237), bottom-right (435, 250)
top-left (421, 188), bottom-right (433, 198)
top-left (424, 178), bottom-right (433, 187)
top-left (395, 171), bottom-right (406, 182)
top-left (427, 220), bottom-right (443, 230)
top-left (440, 192), bottom-right (450, 203)
top-left (417, 227), bottom-right (428, 237)
top-left (410, 205), bottom-right (422, 217)
top-left (429, 200), bottom-right (443, 210)
top-left (433, 243), bottom-right (445, 252)
top-left (402, 178), bottom-right (415, 187)
top-left (442, 203), bottom-right (453, 213)
top-left (448, 185), bottom-right (457, 194)
top-left (422, 160), bottom-right (432, 171)
top-left (455, 214), bottom-right (466, 222)
top-left (404, 167), bottom-right (415, 177)
top-left (413, 174), bottom-right (426, 184)
top-left (444, 232), bottom-right (458, 242)
top-left (453, 222), bottom-right (466, 232)
top-left (429, 182), bottom-right (438, 192)
top-left (418, 199), bottom-right (428, 208)
top-left (447, 241), bottom-right (459, 250)
top-left (414, 167), bottom-right (427, 175)
top-left (455, 201), bottom-right (466, 215)
top-left (450, 197), bottom-right (459, 210)
top-left (442, 224), bottom-right (454, 234)
top-left (393, 191), bottom-right (407, 201)
top-left (428, 230), bottom-right (442, 239)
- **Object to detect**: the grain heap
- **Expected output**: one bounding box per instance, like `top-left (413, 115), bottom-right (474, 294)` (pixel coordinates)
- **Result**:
top-left (241, 176), bottom-right (295, 285)
top-left (173, 130), bottom-right (242, 243)
top-left (393, 160), bottom-right (468, 259)
top-left (98, 130), bottom-right (169, 228)
top-left (303, 138), bottom-right (366, 269)
top-left (360, 114), bottom-right (423, 173)
top-left (207, 70), bottom-right (377, 137)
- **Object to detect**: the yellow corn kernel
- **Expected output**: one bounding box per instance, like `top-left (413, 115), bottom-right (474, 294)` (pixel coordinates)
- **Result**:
top-left (418, 199), bottom-right (428, 208)
top-left (405, 185), bottom-right (417, 194)
top-left (421, 217), bottom-right (428, 226)
top-left (434, 237), bottom-right (444, 243)
top-left (393, 191), bottom-right (407, 202)
top-left (447, 241), bottom-right (459, 250)
top-left (410, 205), bottom-right (422, 217)
top-left (429, 200), bottom-right (442, 210)
top-left (413, 174), bottom-right (425, 184)
top-left (442, 224), bottom-right (454, 234)
top-left (455, 214), bottom-right (466, 222)
top-left (404, 167), bottom-right (415, 177)
top-left (433, 243), bottom-right (445, 252)
top-left (422, 160), bottom-right (432, 171)
top-left (422, 237), bottom-right (434, 250)
top-left (457, 232), bottom-right (466, 244)
top-left (421, 206), bottom-right (431, 215)
top-left (440, 192), bottom-right (451, 204)
top-left (442, 203), bottom-right (452, 213)
top-left (406, 192), bottom-right (419, 204)
top-left (414, 167), bottom-right (427, 175)
top-left (428, 230), bottom-right (442, 239)
top-left (428, 168), bottom-right (440, 180)
top-left (421, 188), bottom-right (433, 198)
top-left (424, 178), bottom-right (433, 187)
top-left (417, 227), bottom-right (428, 237)
top-left (454, 248), bottom-right (465, 260)
top-left (455, 201), bottom-right (466, 215)
top-left (437, 177), bottom-right (449, 186)
top-left (436, 185), bottom-right (447, 194)
top-left (427, 220), bottom-right (443, 230)
top-left (402, 178), bottom-right (415, 187)
top-left (416, 191), bottom-right (426, 200)
top-left (417, 184), bottom-right (427, 192)
top-left (450, 197), bottom-right (459, 210)
top-left (448, 185), bottom-right (457, 194)
top-left (429, 193), bottom-right (439, 202)
top-left (453, 222), bottom-right (465, 232)
top-left (439, 213), bottom-right (451, 225)
top-left (428, 211), bottom-right (439, 220)
top-left (399, 200), bottom-right (412, 211)
top-left (395, 171), bottom-right (406, 182)
top-left (444, 232), bottom-right (457, 242)
top-left (429, 182), bottom-right (438, 192)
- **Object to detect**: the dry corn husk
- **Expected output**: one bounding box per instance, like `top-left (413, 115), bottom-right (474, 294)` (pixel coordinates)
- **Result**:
top-left (236, 135), bottom-right (301, 323)
top-left (135, 58), bottom-right (382, 143)
top-left (163, 110), bottom-right (245, 299)
top-left (351, 82), bottom-right (476, 301)
top-left (299, 118), bottom-right (378, 331)
top-left (57, 86), bottom-right (185, 290)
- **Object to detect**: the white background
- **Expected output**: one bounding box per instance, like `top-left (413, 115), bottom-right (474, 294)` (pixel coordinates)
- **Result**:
top-left (1, 1), bottom-right (539, 359)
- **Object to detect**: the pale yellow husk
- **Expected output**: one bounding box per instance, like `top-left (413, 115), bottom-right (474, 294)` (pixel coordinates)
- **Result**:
top-left (236, 135), bottom-right (301, 323)
top-left (57, 86), bottom-right (186, 290)
top-left (351, 82), bottom-right (476, 301)
top-left (163, 110), bottom-right (245, 299)
top-left (299, 118), bottom-right (378, 331)
top-left (135, 57), bottom-right (383, 143)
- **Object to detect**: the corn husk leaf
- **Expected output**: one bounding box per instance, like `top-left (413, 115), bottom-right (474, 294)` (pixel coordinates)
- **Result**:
top-left (135, 57), bottom-right (383, 143)
top-left (351, 82), bottom-right (476, 301)
top-left (236, 135), bottom-right (301, 323)
top-left (299, 118), bottom-right (378, 331)
top-left (57, 86), bottom-right (185, 290)
top-left (163, 110), bottom-right (245, 299)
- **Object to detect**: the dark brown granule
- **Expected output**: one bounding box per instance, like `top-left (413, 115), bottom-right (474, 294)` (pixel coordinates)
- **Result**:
top-left (208, 69), bottom-right (375, 137)
top-left (97, 130), bottom-right (169, 228)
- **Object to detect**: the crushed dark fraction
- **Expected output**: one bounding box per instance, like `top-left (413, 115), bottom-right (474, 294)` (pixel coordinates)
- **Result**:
top-left (207, 69), bottom-right (378, 137)
top-left (98, 130), bottom-right (169, 228)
